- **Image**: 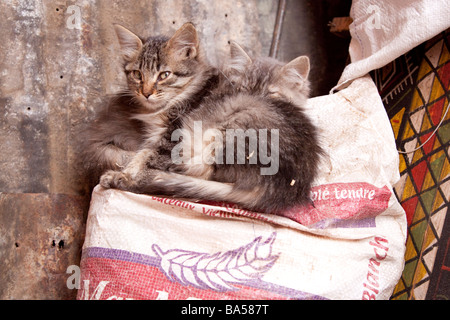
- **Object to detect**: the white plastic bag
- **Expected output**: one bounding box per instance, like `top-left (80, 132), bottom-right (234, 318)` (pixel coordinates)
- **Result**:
top-left (334, 0), bottom-right (450, 91)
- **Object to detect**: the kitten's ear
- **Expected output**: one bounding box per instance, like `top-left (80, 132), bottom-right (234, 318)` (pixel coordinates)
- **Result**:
top-left (167, 22), bottom-right (199, 60)
top-left (114, 24), bottom-right (143, 61)
top-left (228, 41), bottom-right (252, 73)
top-left (282, 56), bottom-right (310, 80)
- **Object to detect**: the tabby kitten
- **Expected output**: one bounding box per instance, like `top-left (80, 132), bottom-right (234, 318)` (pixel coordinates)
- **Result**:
top-left (100, 24), bottom-right (323, 214)
top-left (79, 23), bottom-right (218, 184)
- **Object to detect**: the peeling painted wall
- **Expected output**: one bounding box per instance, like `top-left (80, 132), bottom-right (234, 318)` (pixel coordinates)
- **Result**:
top-left (0, 193), bottom-right (88, 299)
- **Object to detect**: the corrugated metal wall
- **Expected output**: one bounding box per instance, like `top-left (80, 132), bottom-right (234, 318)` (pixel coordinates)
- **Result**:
top-left (0, 0), bottom-right (350, 299)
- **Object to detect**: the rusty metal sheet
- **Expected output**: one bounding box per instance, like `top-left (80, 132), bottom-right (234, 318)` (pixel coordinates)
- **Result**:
top-left (0, 193), bottom-right (88, 299)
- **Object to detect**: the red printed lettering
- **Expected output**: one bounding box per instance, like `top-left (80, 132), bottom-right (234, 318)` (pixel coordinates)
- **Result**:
top-left (362, 290), bottom-right (376, 300)
top-left (366, 271), bottom-right (379, 288)
top-left (362, 236), bottom-right (389, 300)
top-left (282, 182), bottom-right (391, 226)
top-left (368, 258), bottom-right (380, 273)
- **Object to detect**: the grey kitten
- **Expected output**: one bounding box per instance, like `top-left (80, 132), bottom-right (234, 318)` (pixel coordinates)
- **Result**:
top-left (99, 23), bottom-right (323, 214)
top-left (78, 23), bottom-right (217, 186)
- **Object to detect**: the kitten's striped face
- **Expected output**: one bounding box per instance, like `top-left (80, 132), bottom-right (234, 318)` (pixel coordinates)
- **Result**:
top-left (114, 23), bottom-right (202, 113)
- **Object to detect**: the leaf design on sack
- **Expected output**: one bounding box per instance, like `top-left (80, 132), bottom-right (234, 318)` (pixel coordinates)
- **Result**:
top-left (152, 232), bottom-right (279, 292)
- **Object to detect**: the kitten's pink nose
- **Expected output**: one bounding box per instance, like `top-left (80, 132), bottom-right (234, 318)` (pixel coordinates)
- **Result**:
top-left (143, 83), bottom-right (156, 99)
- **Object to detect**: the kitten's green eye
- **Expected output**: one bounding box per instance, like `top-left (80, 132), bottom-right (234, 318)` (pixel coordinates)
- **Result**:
top-left (132, 70), bottom-right (142, 81)
top-left (158, 71), bottom-right (171, 81)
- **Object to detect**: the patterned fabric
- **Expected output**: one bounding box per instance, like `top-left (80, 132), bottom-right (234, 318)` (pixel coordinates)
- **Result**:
top-left (371, 29), bottom-right (450, 300)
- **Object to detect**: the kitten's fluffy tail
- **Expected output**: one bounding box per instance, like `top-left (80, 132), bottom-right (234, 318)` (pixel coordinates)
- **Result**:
top-left (130, 169), bottom-right (266, 212)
